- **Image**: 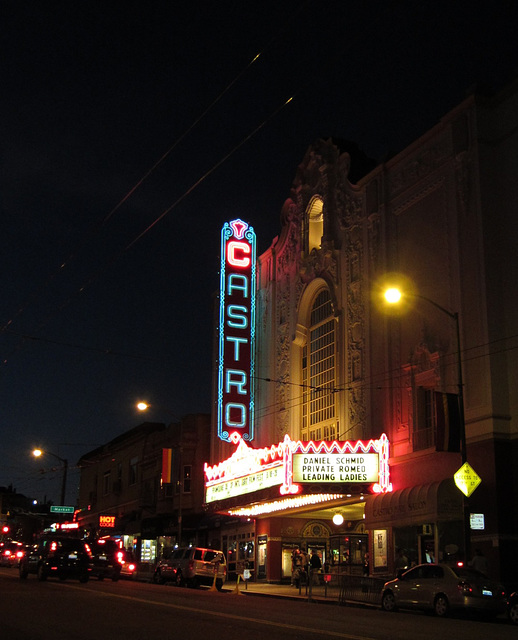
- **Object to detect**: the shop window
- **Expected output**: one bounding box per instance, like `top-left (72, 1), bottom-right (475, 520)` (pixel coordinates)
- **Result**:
top-left (329, 534), bottom-right (368, 571)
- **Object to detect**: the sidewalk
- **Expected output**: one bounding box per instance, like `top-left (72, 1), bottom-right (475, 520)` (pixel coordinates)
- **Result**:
top-left (222, 579), bottom-right (342, 604)
top-left (222, 576), bottom-right (385, 608)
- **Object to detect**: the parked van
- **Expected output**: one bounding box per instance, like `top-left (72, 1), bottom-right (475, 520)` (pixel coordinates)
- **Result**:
top-left (154, 547), bottom-right (226, 590)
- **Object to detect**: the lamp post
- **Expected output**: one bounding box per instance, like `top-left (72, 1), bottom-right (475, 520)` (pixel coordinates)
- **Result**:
top-left (137, 402), bottom-right (183, 546)
top-left (33, 448), bottom-right (69, 506)
top-left (383, 287), bottom-right (470, 561)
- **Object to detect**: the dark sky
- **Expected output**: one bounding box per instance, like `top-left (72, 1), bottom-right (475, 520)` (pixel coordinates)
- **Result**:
top-left (2, 0), bottom-right (518, 506)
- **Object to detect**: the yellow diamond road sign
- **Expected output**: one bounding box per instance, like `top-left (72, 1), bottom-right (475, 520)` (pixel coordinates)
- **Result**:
top-left (454, 462), bottom-right (481, 497)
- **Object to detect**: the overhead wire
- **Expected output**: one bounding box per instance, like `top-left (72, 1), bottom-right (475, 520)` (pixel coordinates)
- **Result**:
top-left (1, 0), bottom-right (311, 362)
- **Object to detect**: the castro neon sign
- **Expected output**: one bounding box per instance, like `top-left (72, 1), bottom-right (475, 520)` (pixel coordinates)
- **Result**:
top-left (218, 219), bottom-right (256, 442)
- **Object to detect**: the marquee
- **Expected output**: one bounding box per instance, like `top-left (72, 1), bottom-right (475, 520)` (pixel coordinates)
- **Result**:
top-left (204, 433), bottom-right (392, 504)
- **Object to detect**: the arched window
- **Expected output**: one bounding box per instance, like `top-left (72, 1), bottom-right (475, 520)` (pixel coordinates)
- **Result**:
top-left (301, 288), bottom-right (337, 441)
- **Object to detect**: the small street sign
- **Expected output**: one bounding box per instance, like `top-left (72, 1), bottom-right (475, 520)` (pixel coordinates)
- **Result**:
top-left (50, 506), bottom-right (75, 514)
top-left (454, 462), bottom-right (482, 497)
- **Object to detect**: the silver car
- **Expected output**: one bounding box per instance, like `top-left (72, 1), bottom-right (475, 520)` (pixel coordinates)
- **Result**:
top-left (154, 546), bottom-right (227, 590)
top-left (381, 563), bottom-right (506, 618)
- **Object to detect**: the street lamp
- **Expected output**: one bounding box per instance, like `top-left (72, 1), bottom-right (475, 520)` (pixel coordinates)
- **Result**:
top-left (33, 448), bottom-right (69, 506)
top-left (137, 402), bottom-right (183, 546)
top-left (382, 286), bottom-right (470, 560)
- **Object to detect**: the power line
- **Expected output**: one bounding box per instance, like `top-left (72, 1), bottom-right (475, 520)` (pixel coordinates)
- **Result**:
top-left (0, 1), bottom-right (310, 362)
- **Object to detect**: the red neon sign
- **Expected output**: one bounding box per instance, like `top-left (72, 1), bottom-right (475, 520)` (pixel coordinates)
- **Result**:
top-left (217, 219), bottom-right (256, 442)
top-left (99, 515), bottom-right (116, 528)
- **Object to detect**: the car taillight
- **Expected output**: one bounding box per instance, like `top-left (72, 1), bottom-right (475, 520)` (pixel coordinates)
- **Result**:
top-left (117, 551), bottom-right (124, 564)
top-left (128, 563), bottom-right (136, 572)
top-left (458, 581), bottom-right (473, 594)
top-left (16, 551), bottom-right (23, 558)
top-left (189, 560), bottom-right (194, 570)
top-left (3, 550), bottom-right (10, 557)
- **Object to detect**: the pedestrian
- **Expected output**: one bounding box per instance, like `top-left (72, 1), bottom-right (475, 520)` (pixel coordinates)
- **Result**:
top-left (362, 552), bottom-right (369, 577)
top-left (309, 549), bottom-right (322, 584)
top-left (301, 548), bottom-right (309, 577)
top-left (291, 547), bottom-right (302, 586)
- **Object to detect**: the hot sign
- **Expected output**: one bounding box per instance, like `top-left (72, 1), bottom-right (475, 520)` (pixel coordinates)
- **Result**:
top-left (218, 219), bottom-right (256, 442)
top-left (99, 515), bottom-right (116, 528)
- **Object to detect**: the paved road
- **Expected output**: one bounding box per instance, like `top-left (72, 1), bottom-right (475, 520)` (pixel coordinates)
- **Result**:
top-left (0, 567), bottom-right (514, 640)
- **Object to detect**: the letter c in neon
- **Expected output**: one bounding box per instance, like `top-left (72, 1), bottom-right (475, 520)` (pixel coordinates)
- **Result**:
top-left (227, 241), bottom-right (251, 267)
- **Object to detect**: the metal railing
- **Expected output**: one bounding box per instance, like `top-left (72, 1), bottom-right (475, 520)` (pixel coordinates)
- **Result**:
top-left (299, 569), bottom-right (385, 606)
top-left (338, 574), bottom-right (386, 606)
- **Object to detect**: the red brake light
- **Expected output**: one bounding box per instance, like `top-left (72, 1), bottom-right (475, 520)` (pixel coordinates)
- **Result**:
top-left (128, 563), bottom-right (136, 572)
top-left (16, 551), bottom-right (23, 558)
top-left (458, 581), bottom-right (473, 594)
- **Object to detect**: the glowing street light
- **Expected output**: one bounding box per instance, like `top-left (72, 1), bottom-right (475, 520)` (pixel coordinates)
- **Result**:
top-left (33, 448), bottom-right (68, 506)
top-left (383, 288), bottom-right (402, 304)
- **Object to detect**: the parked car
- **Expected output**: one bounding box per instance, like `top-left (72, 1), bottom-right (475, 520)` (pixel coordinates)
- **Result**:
top-left (0, 541), bottom-right (25, 567)
top-left (154, 546), bottom-right (226, 590)
top-left (381, 563), bottom-right (506, 618)
top-left (508, 592), bottom-right (518, 625)
top-left (117, 549), bottom-right (138, 579)
top-left (89, 538), bottom-right (122, 581)
top-left (19, 535), bottom-right (93, 583)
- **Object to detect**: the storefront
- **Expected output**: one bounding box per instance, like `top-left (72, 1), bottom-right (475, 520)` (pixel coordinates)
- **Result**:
top-left (364, 478), bottom-right (464, 575)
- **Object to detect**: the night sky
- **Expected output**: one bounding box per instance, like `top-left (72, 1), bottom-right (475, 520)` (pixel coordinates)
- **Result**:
top-left (2, 0), bottom-right (518, 506)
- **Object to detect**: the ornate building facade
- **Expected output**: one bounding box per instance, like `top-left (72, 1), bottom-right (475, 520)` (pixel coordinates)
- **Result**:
top-left (207, 80), bottom-right (518, 585)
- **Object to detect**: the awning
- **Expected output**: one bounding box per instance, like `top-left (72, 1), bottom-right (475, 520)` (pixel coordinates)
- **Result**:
top-left (364, 478), bottom-right (463, 528)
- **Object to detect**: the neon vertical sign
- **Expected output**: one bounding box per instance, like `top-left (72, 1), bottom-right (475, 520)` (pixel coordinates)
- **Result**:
top-left (218, 219), bottom-right (256, 442)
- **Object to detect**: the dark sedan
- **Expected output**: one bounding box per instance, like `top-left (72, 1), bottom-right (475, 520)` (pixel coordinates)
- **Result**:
top-left (381, 562), bottom-right (506, 618)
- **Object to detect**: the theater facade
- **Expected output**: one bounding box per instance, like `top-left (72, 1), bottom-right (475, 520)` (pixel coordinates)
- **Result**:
top-left (205, 84), bottom-right (518, 584)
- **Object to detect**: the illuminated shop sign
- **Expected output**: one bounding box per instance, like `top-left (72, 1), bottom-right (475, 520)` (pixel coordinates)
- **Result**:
top-left (99, 515), bottom-right (116, 528)
top-left (217, 219), bottom-right (256, 442)
top-left (205, 433), bottom-right (392, 504)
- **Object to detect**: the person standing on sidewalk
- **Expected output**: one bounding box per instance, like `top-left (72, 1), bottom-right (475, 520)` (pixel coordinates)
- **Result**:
top-left (291, 547), bottom-right (302, 586)
top-left (310, 549), bottom-right (322, 585)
